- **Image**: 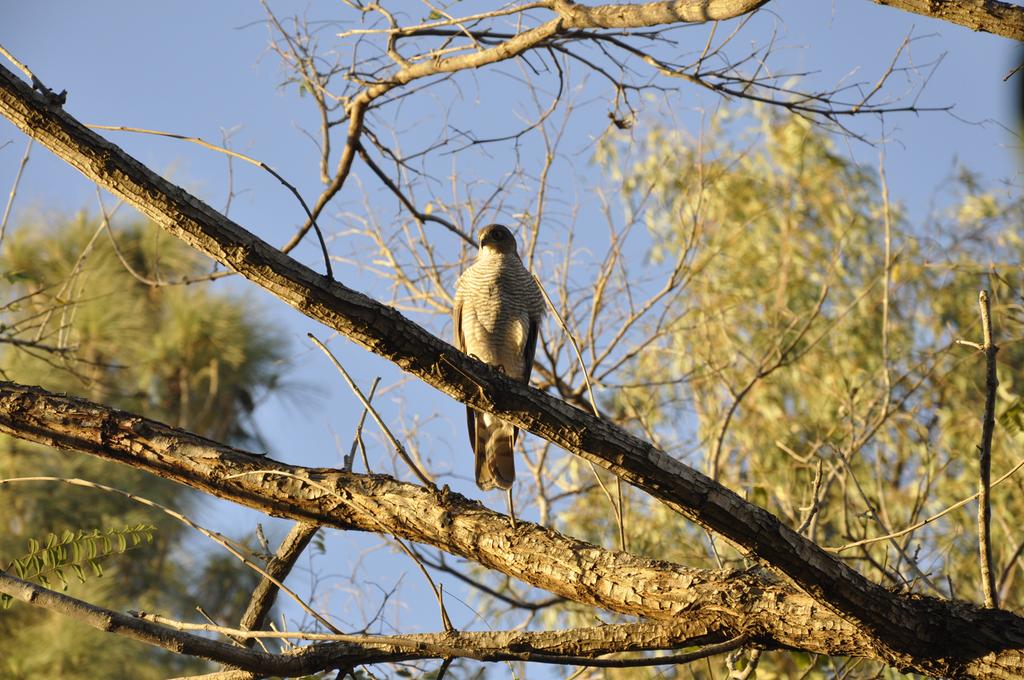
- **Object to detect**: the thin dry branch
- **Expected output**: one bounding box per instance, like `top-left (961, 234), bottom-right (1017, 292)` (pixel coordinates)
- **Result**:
top-left (308, 333), bottom-right (434, 488)
top-left (355, 142), bottom-right (474, 244)
top-left (89, 124), bottom-right (334, 280)
top-left (977, 289), bottom-right (999, 609)
top-left (0, 42), bottom-right (65, 104)
top-left (346, 375), bottom-right (380, 473)
top-left (0, 567), bottom-right (750, 673)
top-left (0, 137), bottom-right (31, 241)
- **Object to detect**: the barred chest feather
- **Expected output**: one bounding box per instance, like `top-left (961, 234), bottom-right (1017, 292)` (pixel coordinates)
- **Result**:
top-left (455, 251), bottom-right (542, 376)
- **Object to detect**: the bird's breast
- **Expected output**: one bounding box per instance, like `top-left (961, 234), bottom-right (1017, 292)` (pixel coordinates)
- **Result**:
top-left (458, 260), bottom-right (535, 376)
top-left (462, 306), bottom-right (529, 372)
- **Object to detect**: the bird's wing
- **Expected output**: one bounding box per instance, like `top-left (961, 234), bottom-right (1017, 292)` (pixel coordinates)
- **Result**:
top-left (453, 295), bottom-right (478, 454)
top-left (511, 316), bottom-right (540, 447)
top-left (522, 316), bottom-right (539, 385)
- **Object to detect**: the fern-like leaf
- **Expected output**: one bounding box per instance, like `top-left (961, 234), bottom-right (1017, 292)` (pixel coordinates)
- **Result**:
top-left (2, 524), bottom-right (156, 608)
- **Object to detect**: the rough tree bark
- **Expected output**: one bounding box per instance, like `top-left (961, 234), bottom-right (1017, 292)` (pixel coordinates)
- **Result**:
top-left (551, 0), bottom-right (1024, 39)
top-left (2, 381), bottom-right (1024, 678)
top-left (868, 0), bottom-right (1024, 41)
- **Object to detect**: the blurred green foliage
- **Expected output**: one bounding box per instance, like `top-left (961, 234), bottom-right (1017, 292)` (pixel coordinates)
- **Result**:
top-left (549, 108), bottom-right (1024, 678)
top-left (0, 213), bottom-right (290, 678)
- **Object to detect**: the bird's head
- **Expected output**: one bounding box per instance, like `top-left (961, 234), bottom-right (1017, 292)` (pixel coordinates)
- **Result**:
top-left (478, 224), bottom-right (518, 256)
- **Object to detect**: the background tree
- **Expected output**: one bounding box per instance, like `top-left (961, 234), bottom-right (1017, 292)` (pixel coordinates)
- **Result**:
top-left (551, 108), bottom-right (1024, 677)
top-left (0, 214), bottom-right (289, 678)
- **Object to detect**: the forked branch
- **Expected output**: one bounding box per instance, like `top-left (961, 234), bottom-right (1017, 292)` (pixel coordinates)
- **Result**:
top-left (0, 63), bottom-right (1017, 672)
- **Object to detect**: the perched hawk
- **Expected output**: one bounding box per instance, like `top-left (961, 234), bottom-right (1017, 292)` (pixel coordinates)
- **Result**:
top-left (453, 225), bottom-right (544, 505)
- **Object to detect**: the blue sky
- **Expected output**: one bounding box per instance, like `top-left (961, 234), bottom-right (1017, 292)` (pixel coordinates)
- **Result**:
top-left (2, 1), bottom-right (1021, 676)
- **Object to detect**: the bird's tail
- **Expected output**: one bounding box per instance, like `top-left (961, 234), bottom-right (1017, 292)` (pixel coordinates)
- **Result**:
top-left (473, 411), bottom-right (516, 490)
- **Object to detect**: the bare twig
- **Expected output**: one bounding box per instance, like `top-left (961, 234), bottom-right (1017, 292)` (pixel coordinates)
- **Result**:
top-left (89, 124), bottom-right (334, 280)
top-left (382, 532), bottom-right (454, 633)
top-left (0, 43), bottom-right (65, 104)
top-left (0, 43), bottom-right (34, 80)
top-left (347, 376), bottom-right (381, 473)
top-left (435, 657), bottom-right (455, 680)
top-left (95, 189), bottom-right (234, 288)
top-left (0, 137), bottom-right (31, 241)
top-left (355, 143), bottom-right (474, 244)
top-left (977, 289), bottom-right (999, 609)
top-left (308, 333), bottom-right (434, 488)
top-left (413, 547), bottom-right (566, 612)
top-left (879, 149), bottom-right (894, 415)
top-left (534, 273), bottom-right (627, 552)
top-left (796, 458), bottom-right (825, 537)
top-left (830, 453), bottom-right (1024, 553)
top-left (280, 97), bottom-right (367, 255)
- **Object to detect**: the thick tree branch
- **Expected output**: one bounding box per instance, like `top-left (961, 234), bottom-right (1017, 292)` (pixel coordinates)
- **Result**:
top-left (560, 0), bottom-right (1024, 40)
top-left (0, 62), bottom-right (1019, 674)
top-left (552, 0), bottom-right (769, 26)
top-left (868, 0), bottom-right (1024, 41)
top-left (0, 568), bottom-right (751, 674)
top-left (2, 381), bottom-right (1024, 677)
top-left (0, 381), bottom-right (860, 653)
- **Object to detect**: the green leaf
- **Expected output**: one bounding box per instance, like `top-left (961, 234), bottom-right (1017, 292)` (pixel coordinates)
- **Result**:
top-left (999, 398), bottom-right (1024, 435)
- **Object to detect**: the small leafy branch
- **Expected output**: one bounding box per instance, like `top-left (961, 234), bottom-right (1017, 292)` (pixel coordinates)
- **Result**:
top-left (2, 524), bottom-right (156, 608)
